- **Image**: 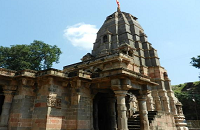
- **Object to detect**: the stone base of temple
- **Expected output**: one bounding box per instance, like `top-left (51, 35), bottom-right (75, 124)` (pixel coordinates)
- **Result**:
top-left (149, 112), bottom-right (177, 130)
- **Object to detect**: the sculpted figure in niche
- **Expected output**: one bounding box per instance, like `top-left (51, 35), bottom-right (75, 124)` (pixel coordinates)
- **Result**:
top-left (176, 102), bottom-right (183, 115)
top-left (126, 94), bottom-right (138, 117)
top-left (177, 106), bottom-right (183, 115)
top-left (147, 94), bottom-right (155, 111)
top-left (47, 94), bottom-right (57, 107)
top-left (103, 35), bottom-right (108, 43)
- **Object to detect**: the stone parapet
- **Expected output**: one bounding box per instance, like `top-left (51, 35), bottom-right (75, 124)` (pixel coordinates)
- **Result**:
top-left (0, 68), bottom-right (16, 77)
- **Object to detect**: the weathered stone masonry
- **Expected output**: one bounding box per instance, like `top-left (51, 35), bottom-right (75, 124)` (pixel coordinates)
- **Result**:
top-left (0, 9), bottom-right (188, 130)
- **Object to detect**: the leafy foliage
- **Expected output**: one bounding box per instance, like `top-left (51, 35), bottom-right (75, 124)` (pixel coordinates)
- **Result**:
top-left (173, 82), bottom-right (200, 120)
top-left (193, 81), bottom-right (200, 87)
top-left (173, 82), bottom-right (200, 102)
top-left (191, 55), bottom-right (200, 69)
top-left (172, 83), bottom-right (186, 93)
top-left (0, 40), bottom-right (62, 71)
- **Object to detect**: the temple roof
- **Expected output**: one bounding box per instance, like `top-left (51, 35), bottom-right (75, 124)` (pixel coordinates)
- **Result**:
top-left (92, 10), bottom-right (145, 57)
top-left (90, 10), bottom-right (160, 67)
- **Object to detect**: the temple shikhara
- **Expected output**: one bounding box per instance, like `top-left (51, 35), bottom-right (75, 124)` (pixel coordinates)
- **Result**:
top-left (0, 8), bottom-right (188, 130)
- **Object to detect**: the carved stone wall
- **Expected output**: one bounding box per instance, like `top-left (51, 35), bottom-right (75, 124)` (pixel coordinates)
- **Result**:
top-left (150, 112), bottom-right (177, 130)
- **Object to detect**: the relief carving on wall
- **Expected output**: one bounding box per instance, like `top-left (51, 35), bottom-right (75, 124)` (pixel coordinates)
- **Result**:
top-left (176, 102), bottom-right (183, 115)
top-left (126, 94), bottom-right (138, 118)
top-left (47, 93), bottom-right (61, 108)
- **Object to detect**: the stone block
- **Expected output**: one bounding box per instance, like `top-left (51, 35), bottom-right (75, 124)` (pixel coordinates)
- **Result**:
top-left (21, 113), bottom-right (32, 119)
top-left (10, 127), bottom-right (17, 130)
top-left (37, 123), bottom-right (46, 128)
top-left (15, 127), bottom-right (31, 130)
top-left (0, 127), bottom-right (7, 130)
top-left (34, 103), bottom-right (47, 107)
top-left (19, 122), bottom-right (32, 127)
top-left (46, 124), bottom-right (62, 129)
top-left (10, 113), bottom-right (22, 118)
top-left (19, 119), bottom-right (32, 123)
top-left (10, 122), bottom-right (20, 127)
top-left (33, 119), bottom-right (46, 124)
top-left (10, 118), bottom-right (19, 122)
top-left (14, 95), bottom-right (25, 100)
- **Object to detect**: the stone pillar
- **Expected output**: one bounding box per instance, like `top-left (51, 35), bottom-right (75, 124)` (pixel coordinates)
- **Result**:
top-left (165, 80), bottom-right (178, 115)
top-left (160, 94), bottom-right (171, 113)
top-left (137, 94), bottom-right (150, 130)
top-left (107, 97), bottom-right (117, 130)
top-left (0, 91), bottom-right (13, 126)
top-left (157, 80), bottom-right (171, 113)
top-left (151, 89), bottom-right (162, 111)
top-left (114, 91), bottom-right (128, 130)
top-left (168, 95), bottom-right (177, 115)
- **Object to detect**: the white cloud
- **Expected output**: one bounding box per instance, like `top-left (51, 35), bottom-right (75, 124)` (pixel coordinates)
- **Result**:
top-left (64, 23), bottom-right (98, 50)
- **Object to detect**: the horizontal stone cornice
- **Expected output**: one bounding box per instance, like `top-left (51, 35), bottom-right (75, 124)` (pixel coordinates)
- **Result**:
top-left (92, 68), bottom-right (158, 86)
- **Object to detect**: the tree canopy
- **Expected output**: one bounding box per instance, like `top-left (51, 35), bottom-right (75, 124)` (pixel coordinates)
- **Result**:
top-left (191, 55), bottom-right (200, 69)
top-left (0, 40), bottom-right (62, 71)
top-left (172, 81), bottom-right (200, 120)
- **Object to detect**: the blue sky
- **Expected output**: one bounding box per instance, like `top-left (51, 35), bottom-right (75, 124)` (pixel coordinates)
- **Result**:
top-left (0, 0), bottom-right (199, 85)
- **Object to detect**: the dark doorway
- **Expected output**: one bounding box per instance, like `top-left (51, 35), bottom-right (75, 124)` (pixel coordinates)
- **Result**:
top-left (0, 86), bottom-right (5, 115)
top-left (98, 94), bottom-right (108, 130)
top-left (93, 92), bottom-right (116, 130)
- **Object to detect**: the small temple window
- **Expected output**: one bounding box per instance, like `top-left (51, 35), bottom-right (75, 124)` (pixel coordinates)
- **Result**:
top-left (128, 51), bottom-right (133, 57)
top-left (91, 68), bottom-right (102, 78)
top-left (163, 72), bottom-right (168, 78)
top-left (103, 35), bottom-right (108, 43)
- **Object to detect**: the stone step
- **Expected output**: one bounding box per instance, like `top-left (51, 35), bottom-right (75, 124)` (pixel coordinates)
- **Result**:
top-left (128, 127), bottom-right (141, 129)
top-left (128, 116), bottom-right (141, 130)
top-left (128, 122), bottom-right (140, 125)
top-left (129, 117), bottom-right (140, 120)
top-left (128, 124), bottom-right (141, 130)
top-left (129, 117), bottom-right (155, 121)
top-left (148, 111), bottom-right (157, 114)
top-left (128, 125), bottom-right (140, 128)
top-left (128, 120), bottom-right (140, 122)
top-left (128, 128), bottom-right (140, 130)
top-left (128, 120), bottom-right (140, 123)
top-left (128, 111), bottom-right (158, 130)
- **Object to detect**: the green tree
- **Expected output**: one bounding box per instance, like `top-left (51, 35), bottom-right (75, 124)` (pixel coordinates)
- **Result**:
top-left (172, 82), bottom-right (200, 120)
top-left (0, 40), bottom-right (62, 71)
top-left (191, 55), bottom-right (200, 79)
top-left (191, 55), bottom-right (200, 69)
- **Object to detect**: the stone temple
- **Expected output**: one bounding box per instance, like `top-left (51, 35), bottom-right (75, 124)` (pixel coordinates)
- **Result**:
top-left (0, 9), bottom-right (188, 130)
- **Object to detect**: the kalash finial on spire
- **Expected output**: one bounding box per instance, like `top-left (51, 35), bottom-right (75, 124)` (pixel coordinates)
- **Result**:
top-left (116, 0), bottom-right (121, 12)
